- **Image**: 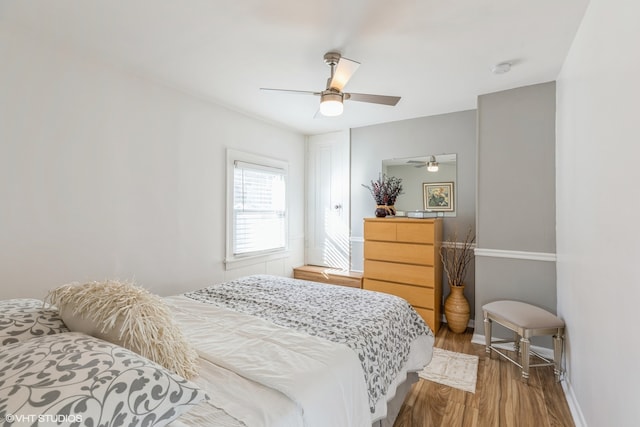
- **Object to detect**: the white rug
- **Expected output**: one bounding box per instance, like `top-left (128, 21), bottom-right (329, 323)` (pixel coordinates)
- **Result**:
top-left (419, 347), bottom-right (479, 393)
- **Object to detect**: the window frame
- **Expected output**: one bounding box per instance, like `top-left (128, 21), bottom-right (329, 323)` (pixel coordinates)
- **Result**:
top-left (225, 149), bottom-right (289, 270)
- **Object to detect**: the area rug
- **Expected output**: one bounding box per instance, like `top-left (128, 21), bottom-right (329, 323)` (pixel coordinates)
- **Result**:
top-left (419, 347), bottom-right (479, 393)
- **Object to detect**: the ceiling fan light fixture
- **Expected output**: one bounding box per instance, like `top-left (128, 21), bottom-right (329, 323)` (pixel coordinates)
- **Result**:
top-left (261, 52), bottom-right (400, 118)
top-left (320, 92), bottom-right (344, 116)
top-left (427, 155), bottom-right (439, 172)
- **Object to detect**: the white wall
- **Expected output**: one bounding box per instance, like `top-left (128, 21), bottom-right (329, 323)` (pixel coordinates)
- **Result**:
top-left (556, 0), bottom-right (640, 425)
top-left (0, 26), bottom-right (305, 300)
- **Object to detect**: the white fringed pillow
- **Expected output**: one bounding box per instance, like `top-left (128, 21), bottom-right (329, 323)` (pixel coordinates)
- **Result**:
top-left (46, 280), bottom-right (199, 379)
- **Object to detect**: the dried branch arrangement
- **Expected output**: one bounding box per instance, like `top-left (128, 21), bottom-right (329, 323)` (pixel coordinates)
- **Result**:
top-left (440, 227), bottom-right (476, 287)
top-left (362, 174), bottom-right (403, 206)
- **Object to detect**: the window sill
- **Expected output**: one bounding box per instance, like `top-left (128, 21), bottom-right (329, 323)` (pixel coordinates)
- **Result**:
top-left (224, 250), bottom-right (290, 270)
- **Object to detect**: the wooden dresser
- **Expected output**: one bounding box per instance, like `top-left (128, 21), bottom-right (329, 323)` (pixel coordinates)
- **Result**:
top-left (293, 265), bottom-right (363, 288)
top-left (363, 217), bottom-right (443, 333)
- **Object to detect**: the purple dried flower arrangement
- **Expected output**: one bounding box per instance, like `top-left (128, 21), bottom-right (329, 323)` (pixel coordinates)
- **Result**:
top-left (362, 174), bottom-right (403, 216)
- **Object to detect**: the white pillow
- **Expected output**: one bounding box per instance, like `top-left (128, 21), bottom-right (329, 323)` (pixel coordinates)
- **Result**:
top-left (0, 332), bottom-right (207, 426)
top-left (0, 298), bottom-right (68, 346)
top-left (46, 280), bottom-right (199, 379)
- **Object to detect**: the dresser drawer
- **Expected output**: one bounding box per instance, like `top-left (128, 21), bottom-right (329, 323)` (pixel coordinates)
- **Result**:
top-left (396, 222), bottom-right (435, 244)
top-left (364, 260), bottom-right (435, 287)
top-left (364, 219), bottom-right (436, 244)
top-left (364, 241), bottom-right (434, 265)
top-left (363, 279), bottom-right (435, 309)
top-left (364, 221), bottom-right (397, 241)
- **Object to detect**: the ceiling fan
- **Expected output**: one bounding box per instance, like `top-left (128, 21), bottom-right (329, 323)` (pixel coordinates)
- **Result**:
top-left (407, 156), bottom-right (439, 172)
top-left (260, 52), bottom-right (401, 117)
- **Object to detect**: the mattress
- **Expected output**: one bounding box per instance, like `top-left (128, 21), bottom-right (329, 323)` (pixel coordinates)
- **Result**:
top-left (166, 274), bottom-right (434, 427)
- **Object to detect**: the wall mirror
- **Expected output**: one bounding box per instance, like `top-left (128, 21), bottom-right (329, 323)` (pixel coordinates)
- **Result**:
top-left (382, 154), bottom-right (457, 217)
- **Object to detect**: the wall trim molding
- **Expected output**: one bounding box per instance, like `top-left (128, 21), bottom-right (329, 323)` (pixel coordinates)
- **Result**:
top-left (474, 248), bottom-right (557, 262)
top-left (442, 241), bottom-right (477, 249)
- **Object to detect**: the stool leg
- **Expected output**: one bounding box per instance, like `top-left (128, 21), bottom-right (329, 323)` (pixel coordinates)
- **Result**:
top-left (520, 337), bottom-right (530, 384)
top-left (513, 332), bottom-right (520, 355)
top-left (483, 315), bottom-right (492, 358)
top-left (553, 329), bottom-right (564, 382)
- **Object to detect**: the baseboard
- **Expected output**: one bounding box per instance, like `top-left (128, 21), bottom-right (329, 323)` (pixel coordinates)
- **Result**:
top-left (561, 378), bottom-right (587, 427)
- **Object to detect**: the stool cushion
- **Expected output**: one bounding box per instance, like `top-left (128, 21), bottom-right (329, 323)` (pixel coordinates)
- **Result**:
top-left (483, 300), bottom-right (564, 329)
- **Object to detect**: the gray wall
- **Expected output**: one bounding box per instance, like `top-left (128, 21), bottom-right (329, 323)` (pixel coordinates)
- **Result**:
top-left (350, 110), bottom-right (477, 318)
top-left (475, 82), bottom-right (556, 344)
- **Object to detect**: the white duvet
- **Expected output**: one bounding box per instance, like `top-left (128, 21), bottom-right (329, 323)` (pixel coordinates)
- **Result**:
top-left (165, 295), bottom-right (371, 427)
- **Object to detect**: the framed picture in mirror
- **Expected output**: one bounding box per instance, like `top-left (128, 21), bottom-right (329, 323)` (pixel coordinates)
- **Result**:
top-left (423, 182), bottom-right (454, 212)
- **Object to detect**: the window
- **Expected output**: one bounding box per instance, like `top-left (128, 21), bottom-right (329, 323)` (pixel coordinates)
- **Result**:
top-left (233, 161), bottom-right (286, 254)
top-left (226, 150), bottom-right (288, 268)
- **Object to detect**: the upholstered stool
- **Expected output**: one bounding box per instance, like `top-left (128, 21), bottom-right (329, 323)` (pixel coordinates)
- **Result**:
top-left (483, 300), bottom-right (565, 383)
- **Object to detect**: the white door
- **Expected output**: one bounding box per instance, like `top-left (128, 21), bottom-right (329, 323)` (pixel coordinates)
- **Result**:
top-left (306, 130), bottom-right (350, 269)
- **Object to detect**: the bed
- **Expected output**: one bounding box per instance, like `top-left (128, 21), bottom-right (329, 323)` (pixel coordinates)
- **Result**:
top-left (0, 274), bottom-right (434, 427)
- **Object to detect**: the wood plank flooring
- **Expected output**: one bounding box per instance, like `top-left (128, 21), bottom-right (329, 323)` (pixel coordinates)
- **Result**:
top-left (394, 326), bottom-right (574, 427)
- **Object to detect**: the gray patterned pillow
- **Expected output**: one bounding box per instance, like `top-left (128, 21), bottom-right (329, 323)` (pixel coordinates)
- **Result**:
top-left (0, 332), bottom-right (208, 426)
top-left (0, 298), bottom-right (68, 346)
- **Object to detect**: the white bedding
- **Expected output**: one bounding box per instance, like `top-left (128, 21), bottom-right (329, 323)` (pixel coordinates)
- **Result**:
top-left (165, 275), bottom-right (435, 427)
top-left (165, 295), bottom-right (371, 427)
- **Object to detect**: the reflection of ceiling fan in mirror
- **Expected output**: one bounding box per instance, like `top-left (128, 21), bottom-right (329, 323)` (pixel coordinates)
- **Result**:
top-left (260, 52), bottom-right (401, 117)
top-left (407, 156), bottom-right (439, 172)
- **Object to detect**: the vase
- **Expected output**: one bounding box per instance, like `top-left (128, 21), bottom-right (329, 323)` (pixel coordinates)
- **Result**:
top-left (444, 285), bottom-right (470, 333)
top-left (386, 205), bottom-right (396, 216)
top-left (375, 206), bottom-right (387, 217)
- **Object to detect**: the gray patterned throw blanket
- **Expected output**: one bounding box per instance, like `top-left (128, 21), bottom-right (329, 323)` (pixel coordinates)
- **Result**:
top-left (184, 274), bottom-right (432, 412)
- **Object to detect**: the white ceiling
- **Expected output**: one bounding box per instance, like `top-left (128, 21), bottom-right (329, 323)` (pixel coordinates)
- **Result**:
top-left (1, 0), bottom-right (590, 135)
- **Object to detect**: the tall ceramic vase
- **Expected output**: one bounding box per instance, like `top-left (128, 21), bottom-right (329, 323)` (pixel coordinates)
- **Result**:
top-left (444, 285), bottom-right (470, 333)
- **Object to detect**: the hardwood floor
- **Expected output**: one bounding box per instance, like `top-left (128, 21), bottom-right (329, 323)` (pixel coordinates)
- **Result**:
top-left (394, 326), bottom-right (575, 427)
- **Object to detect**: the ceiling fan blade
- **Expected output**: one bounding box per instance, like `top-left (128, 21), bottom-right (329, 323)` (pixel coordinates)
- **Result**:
top-left (346, 92), bottom-right (401, 106)
top-left (260, 88), bottom-right (320, 96)
top-left (328, 57), bottom-right (360, 91)
top-left (406, 160), bottom-right (426, 168)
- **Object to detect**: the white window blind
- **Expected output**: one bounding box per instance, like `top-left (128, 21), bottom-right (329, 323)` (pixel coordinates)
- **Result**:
top-left (233, 161), bottom-right (286, 256)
